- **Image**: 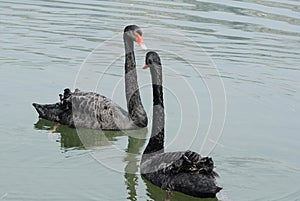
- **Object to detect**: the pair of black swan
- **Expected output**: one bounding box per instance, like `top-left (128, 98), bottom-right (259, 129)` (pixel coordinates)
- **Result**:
top-left (32, 25), bottom-right (222, 198)
top-left (33, 25), bottom-right (147, 130)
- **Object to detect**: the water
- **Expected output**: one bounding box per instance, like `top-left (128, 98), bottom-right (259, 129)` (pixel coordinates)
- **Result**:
top-left (1, 0), bottom-right (300, 200)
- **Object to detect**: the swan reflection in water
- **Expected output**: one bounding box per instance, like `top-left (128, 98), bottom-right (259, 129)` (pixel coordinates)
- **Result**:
top-left (34, 119), bottom-right (218, 201)
top-left (34, 118), bottom-right (127, 149)
top-left (34, 118), bottom-right (146, 200)
top-left (143, 178), bottom-right (218, 201)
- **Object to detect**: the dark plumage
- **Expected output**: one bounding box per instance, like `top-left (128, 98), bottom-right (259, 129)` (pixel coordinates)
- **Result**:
top-left (140, 52), bottom-right (222, 198)
top-left (33, 25), bottom-right (148, 130)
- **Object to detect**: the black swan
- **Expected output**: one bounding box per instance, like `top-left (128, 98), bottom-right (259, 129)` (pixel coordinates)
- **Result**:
top-left (33, 25), bottom-right (148, 130)
top-left (140, 52), bottom-right (222, 198)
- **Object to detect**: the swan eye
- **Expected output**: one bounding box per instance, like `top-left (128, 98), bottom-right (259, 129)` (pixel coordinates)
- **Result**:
top-left (148, 60), bottom-right (152, 65)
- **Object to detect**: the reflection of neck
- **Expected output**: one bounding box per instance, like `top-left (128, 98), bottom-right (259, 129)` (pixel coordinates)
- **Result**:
top-left (143, 66), bottom-right (164, 155)
top-left (124, 135), bottom-right (146, 200)
top-left (124, 35), bottom-right (146, 127)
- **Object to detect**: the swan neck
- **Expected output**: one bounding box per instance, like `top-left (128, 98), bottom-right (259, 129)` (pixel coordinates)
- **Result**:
top-left (124, 34), bottom-right (147, 128)
top-left (143, 66), bottom-right (164, 155)
top-left (124, 35), bottom-right (134, 55)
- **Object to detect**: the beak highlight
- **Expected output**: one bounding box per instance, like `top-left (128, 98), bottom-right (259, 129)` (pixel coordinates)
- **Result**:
top-left (139, 43), bottom-right (147, 50)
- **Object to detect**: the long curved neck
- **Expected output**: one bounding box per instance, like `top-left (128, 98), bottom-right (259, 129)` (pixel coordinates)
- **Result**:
top-left (124, 35), bottom-right (147, 127)
top-left (143, 66), bottom-right (164, 155)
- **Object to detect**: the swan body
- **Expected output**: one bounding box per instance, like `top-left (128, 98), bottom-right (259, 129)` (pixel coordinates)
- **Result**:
top-left (141, 151), bottom-right (221, 198)
top-left (33, 25), bottom-right (147, 130)
top-left (33, 88), bottom-right (146, 130)
top-left (140, 52), bottom-right (222, 198)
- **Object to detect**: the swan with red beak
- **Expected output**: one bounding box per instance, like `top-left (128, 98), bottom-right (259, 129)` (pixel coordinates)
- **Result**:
top-left (33, 25), bottom-right (148, 130)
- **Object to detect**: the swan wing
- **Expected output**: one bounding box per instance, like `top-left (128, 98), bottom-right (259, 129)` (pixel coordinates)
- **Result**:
top-left (61, 89), bottom-right (134, 130)
top-left (141, 151), bottom-right (217, 176)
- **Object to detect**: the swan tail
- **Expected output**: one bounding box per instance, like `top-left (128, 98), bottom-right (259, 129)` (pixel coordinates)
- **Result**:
top-left (32, 88), bottom-right (73, 122)
top-left (32, 102), bottom-right (63, 122)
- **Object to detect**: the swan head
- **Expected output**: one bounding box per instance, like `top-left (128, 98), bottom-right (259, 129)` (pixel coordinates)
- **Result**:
top-left (143, 51), bottom-right (161, 69)
top-left (124, 25), bottom-right (147, 50)
top-left (143, 52), bottom-right (163, 86)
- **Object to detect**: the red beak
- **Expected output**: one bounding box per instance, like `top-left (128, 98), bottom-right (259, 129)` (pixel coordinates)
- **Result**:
top-left (136, 33), bottom-right (147, 50)
top-left (142, 64), bottom-right (148, 69)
